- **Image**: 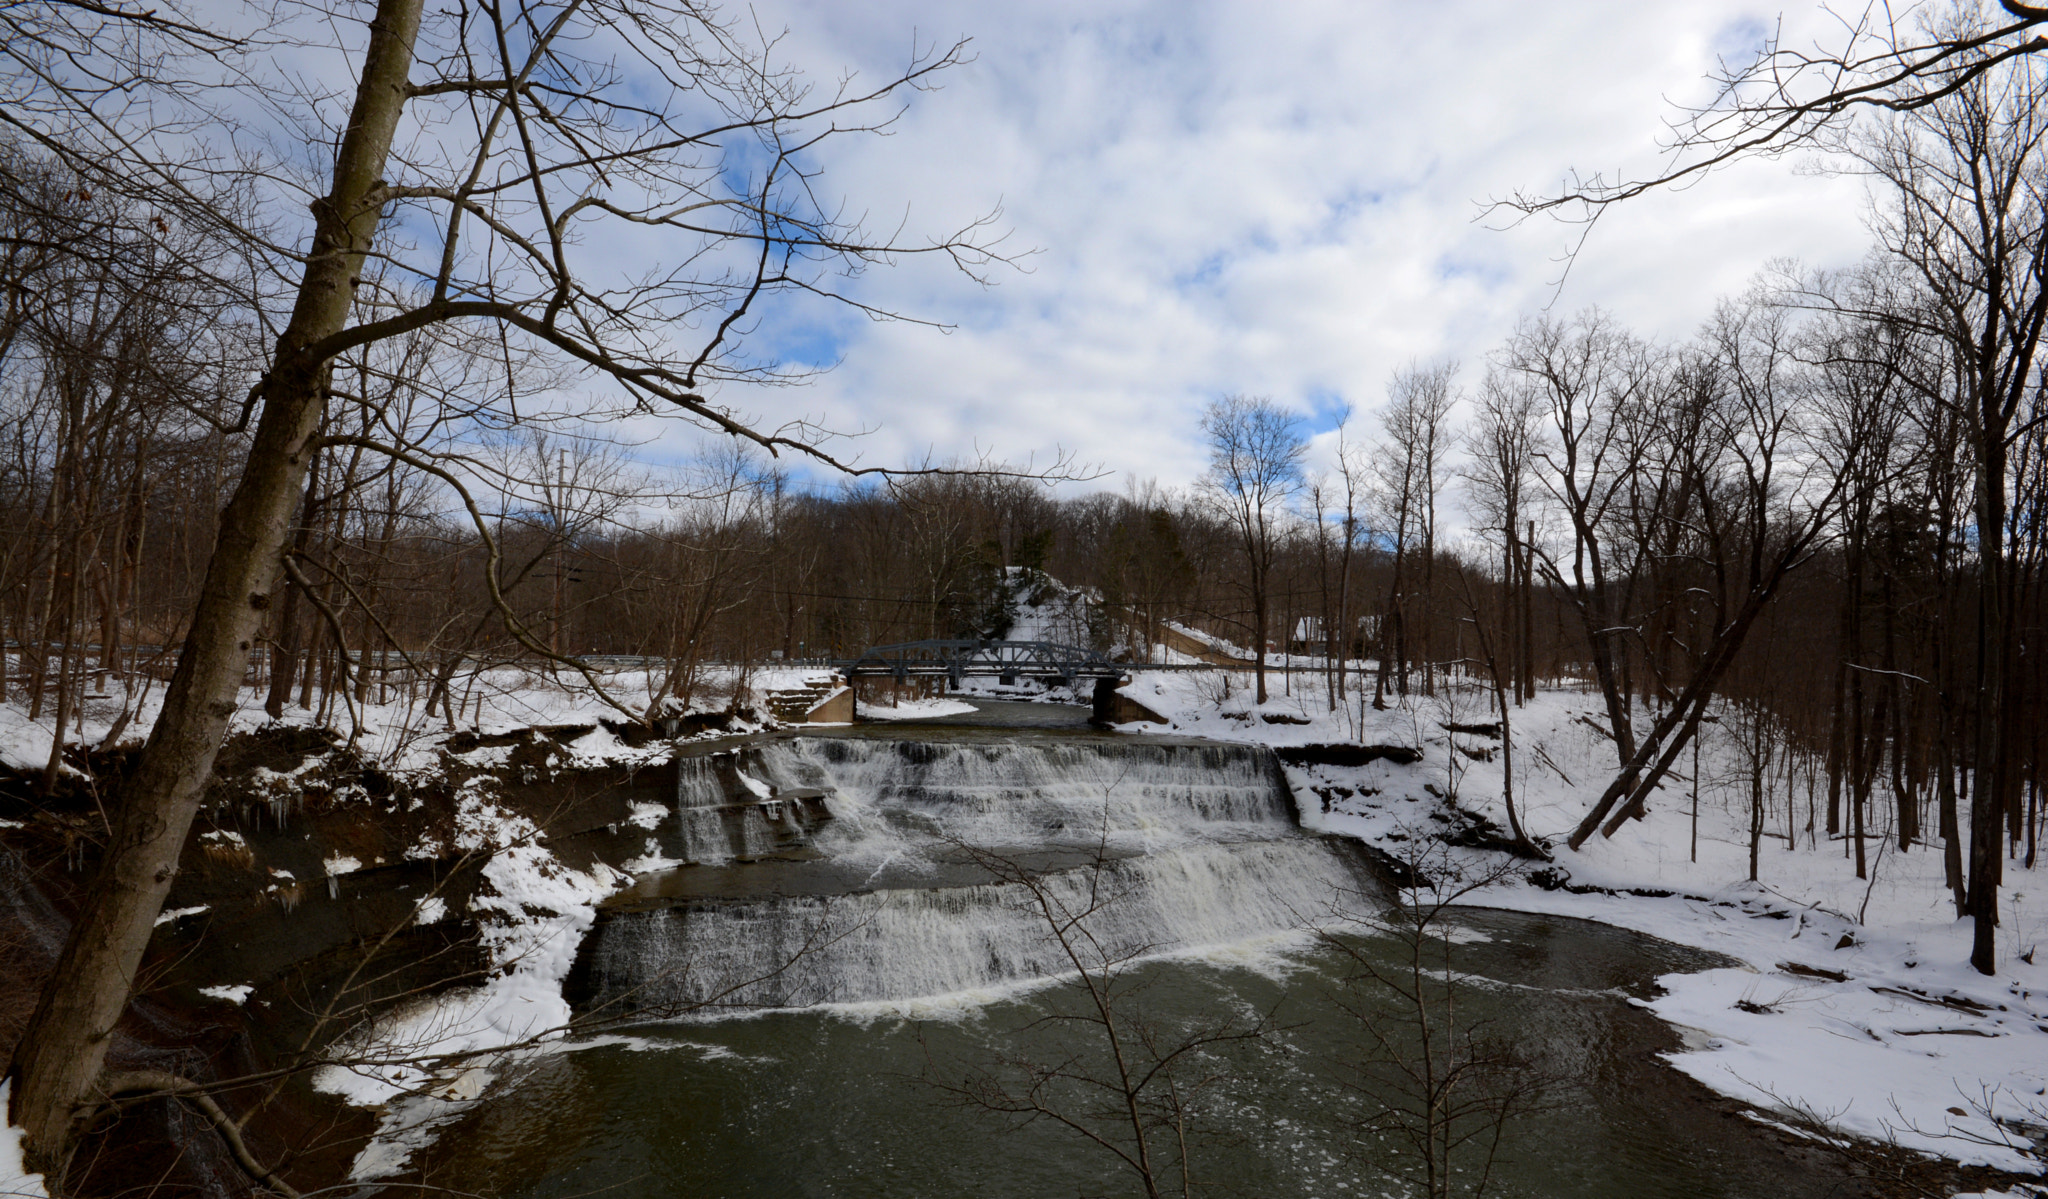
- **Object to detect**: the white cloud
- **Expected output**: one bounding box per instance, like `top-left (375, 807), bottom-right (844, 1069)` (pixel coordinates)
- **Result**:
top-left (556, 3), bottom-right (1884, 490)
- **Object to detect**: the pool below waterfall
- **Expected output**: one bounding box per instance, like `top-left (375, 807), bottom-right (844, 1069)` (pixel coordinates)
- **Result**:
top-left (402, 719), bottom-right (1873, 1197)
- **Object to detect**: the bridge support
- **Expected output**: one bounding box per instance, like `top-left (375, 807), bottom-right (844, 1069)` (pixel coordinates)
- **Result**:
top-left (1090, 676), bottom-right (1118, 723)
top-left (1091, 676), bottom-right (1168, 726)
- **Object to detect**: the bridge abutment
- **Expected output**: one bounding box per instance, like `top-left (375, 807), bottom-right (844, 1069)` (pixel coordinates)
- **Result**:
top-left (1092, 676), bottom-right (1168, 725)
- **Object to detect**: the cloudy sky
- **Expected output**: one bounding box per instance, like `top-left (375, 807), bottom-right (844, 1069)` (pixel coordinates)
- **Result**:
top-left (662, 1), bottom-right (1876, 491)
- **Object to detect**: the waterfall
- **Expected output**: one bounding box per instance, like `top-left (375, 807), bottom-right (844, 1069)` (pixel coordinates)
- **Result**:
top-left (757, 738), bottom-right (1301, 858)
top-left (671, 756), bottom-right (738, 863)
top-left (576, 839), bottom-right (1374, 1012)
top-left (575, 735), bottom-right (1379, 1015)
top-left (666, 753), bottom-right (830, 864)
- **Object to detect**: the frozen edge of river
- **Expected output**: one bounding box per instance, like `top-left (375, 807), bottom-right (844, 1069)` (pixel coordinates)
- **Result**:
top-left (1113, 671), bottom-right (2048, 1190)
top-left (4, 668), bottom-right (2043, 1194)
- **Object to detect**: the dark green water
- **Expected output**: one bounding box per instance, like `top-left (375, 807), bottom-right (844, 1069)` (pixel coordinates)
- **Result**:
top-left (424, 908), bottom-right (1858, 1198)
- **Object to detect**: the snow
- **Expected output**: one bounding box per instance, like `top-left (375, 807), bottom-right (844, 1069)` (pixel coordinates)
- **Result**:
top-left (0, 658), bottom-right (784, 787)
top-left (0, 1083), bottom-right (49, 1199)
top-left (152, 905), bottom-right (208, 927)
top-left (452, 743), bottom-right (515, 768)
top-left (621, 837), bottom-right (687, 875)
top-left (318, 782), bottom-right (626, 1179)
top-left (1122, 667), bottom-right (2048, 1187)
top-left (994, 566), bottom-right (1097, 646)
top-left (558, 724), bottom-right (659, 768)
top-left (0, 706), bottom-right (57, 777)
top-left (1159, 619), bottom-right (1253, 660)
top-left (199, 984), bottom-right (253, 1004)
top-left (9, 636), bottom-right (2039, 1192)
top-left (856, 697), bottom-right (978, 721)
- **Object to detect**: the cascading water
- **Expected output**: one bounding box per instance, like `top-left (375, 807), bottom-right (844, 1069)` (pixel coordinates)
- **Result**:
top-left (424, 725), bottom-right (1853, 1199)
top-left (572, 735), bottom-right (1381, 1014)
top-left (754, 737), bottom-right (1303, 851)
top-left (669, 757), bottom-right (736, 863)
top-left (665, 753), bottom-right (830, 864)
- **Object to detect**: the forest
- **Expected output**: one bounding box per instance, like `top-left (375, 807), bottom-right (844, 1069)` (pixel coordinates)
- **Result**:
top-left (6, 170), bottom-right (2047, 921)
top-left (4, 0), bottom-right (2048, 1188)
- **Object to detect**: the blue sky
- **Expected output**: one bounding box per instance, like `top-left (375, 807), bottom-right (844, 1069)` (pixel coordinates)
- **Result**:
top-left (601, 2), bottom-right (1877, 492)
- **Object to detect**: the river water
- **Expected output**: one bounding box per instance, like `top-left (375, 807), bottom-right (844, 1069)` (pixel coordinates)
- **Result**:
top-left (416, 702), bottom-right (1862, 1197)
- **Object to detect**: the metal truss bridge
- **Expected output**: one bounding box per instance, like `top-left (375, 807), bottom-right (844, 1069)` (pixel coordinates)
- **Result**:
top-left (834, 639), bottom-right (1213, 683)
top-left (833, 639), bottom-right (1139, 688)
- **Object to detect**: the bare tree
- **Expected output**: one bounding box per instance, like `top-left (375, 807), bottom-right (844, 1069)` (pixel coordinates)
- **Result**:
top-left (1848, 11), bottom-right (2048, 972)
top-left (3, 0), bottom-right (1018, 1171)
top-left (1498, 0), bottom-right (2048, 974)
top-left (1501, 312), bottom-right (1647, 762)
top-left (1198, 395), bottom-right (1305, 705)
top-left (1316, 843), bottom-right (1545, 1199)
top-left (1566, 288), bottom-right (1869, 850)
top-left (1372, 361), bottom-right (1458, 707)
top-left (1331, 413), bottom-right (1372, 721)
top-left (1463, 369), bottom-right (1543, 707)
top-left (1448, 558), bottom-right (1545, 859)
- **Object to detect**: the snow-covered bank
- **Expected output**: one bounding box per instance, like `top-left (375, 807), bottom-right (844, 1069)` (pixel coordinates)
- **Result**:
top-left (0, 664), bottom-right (816, 1185)
top-left (0, 1084), bottom-right (50, 1199)
top-left (313, 776), bottom-right (627, 1179)
top-left (0, 659), bottom-right (809, 779)
top-left (854, 697), bottom-right (979, 721)
top-left (1116, 669), bottom-right (2048, 1188)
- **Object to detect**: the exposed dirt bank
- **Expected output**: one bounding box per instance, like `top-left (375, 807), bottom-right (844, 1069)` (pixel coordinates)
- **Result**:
top-left (0, 718), bottom-right (768, 1199)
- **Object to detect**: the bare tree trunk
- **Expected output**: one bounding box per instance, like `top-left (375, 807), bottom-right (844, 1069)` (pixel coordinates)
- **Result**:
top-left (1252, 580), bottom-right (1269, 705)
top-left (39, 531), bottom-right (92, 796)
top-left (1749, 708), bottom-right (1766, 883)
top-left (264, 465), bottom-right (322, 719)
top-left (9, 0), bottom-right (424, 1167)
top-left (1941, 736), bottom-right (1966, 915)
top-left (1969, 453), bottom-right (2012, 974)
top-left (1520, 526), bottom-right (1535, 703)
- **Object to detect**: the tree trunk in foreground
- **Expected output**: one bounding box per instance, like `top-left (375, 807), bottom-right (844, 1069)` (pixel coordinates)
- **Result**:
top-left (9, 0), bottom-right (422, 1170)
top-left (1968, 457), bottom-right (2010, 976)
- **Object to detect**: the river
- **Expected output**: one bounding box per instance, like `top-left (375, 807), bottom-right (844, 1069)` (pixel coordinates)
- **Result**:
top-left (409, 700), bottom-right (1866, 1197)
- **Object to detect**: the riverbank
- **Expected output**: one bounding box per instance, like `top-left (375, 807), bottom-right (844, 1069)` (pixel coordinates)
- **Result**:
top-left (2, 663), bottom-right (2043, 1198)
top-left (0, 666), bottom-right (788, 1198)
top-left (1114, 669), bottom-right (2048, 1195)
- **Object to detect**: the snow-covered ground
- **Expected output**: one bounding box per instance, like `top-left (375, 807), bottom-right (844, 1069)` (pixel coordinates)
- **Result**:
top-left (0, 661), bottom-right (806, 1185)
top-left (0, 1084), bottom-right (48, 1199)
top-left (0, 659), bottom-right (811, 777)
top-left (7, 645), bottom-right (2045, 1194)
top-left (1118, 668), bottom-right (2048, 1191)
top-left (856, 697), bottom-right (980, 721)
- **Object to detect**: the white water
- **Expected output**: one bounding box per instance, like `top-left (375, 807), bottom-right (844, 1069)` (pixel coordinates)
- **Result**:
top-left (669, 754), bottom-right (819, 863)
top-left (582, 839), bottom-right (1369, 1010)
top-left (581, 737), bottom-right (1376, 1013)
top-left (670, 757), bottom-right (744, 863)
top-left (755, 738), bottom-right (1299, 860)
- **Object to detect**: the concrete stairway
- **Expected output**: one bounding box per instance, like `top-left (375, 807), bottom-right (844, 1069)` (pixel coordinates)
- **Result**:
top-left (764, 675), bottom-right (848, 723)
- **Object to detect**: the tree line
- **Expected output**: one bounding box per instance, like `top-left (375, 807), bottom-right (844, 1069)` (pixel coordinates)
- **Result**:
top-left (7, 165), bottom-right (2045, 933)
top-left (3, 0), bottom-right (2048, 1182)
